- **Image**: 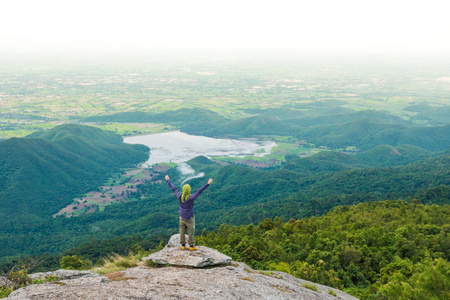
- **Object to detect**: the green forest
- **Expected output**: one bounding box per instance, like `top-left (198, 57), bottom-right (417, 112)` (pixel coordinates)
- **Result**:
top-left (0, 116), bottom-right (449, 246)
top-left (1, 122), bottom-right (449, 299)
top-left (0, 124), bottom-right (149, 217)
top-left (1, 56), bottom-right (449, 299)
top-left (0, 121), bottom-right (448, 258)
top-left (2, 200), bottom-right (448, 299)
top-left (196, 200), bottom-right (450, 299)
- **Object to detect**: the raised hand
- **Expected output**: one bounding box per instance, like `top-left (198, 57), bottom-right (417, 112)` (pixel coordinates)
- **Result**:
top-left (165, 175), bottom-right (169, 181)
top-left (208, 178), bottom-right (213, 184)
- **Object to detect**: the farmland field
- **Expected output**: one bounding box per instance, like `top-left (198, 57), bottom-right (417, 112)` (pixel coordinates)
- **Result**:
top-left (1, 53), bottom-right (449, 139)
top-left (53, 167), bottom-right (162, 217)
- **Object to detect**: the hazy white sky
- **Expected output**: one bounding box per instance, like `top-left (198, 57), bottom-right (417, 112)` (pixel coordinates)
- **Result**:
top-left (1, 0), bottom-right (449, 54)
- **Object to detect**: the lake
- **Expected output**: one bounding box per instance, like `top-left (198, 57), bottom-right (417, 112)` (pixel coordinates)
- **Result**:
top-left (124, 131), bottom-right (276, 167)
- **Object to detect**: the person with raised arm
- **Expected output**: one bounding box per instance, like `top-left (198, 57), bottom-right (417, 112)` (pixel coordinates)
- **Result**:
top-left (165, 175), bottom-right (212, 250)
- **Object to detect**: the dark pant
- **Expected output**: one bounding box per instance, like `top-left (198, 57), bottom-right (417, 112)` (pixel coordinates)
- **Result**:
top-left (179, 216), bottom-right (195, 246)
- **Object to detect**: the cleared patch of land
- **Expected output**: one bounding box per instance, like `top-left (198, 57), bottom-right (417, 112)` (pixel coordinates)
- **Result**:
top-left (53, 167), bottom-right (161, 217)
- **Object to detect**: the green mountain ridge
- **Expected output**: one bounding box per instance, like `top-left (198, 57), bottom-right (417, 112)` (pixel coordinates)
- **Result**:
top-left (204, 115), bottom-right (288, 137)
top-left (356, 144), bottom-right (431, 167)
top-left (0, 124), bottom-right (149, 218)
top-left (404, 103), bottom-right (450, 125)
top-left (80, 107), bottom-right (450, 151)
top-left (0, 121), bottom-right (448, 271)
top-left (0, 147), bottom-right (446, 258)
top-left (83, 108), bottom-right (229, 128)
top-left (27, 124), bottom-right (124, 145)
top-left (89, 151), bottom-right (449, 243)
top-left (297, 119), bottom-right (450, 151)
top-left (284, 109), bottom-right (410, 127)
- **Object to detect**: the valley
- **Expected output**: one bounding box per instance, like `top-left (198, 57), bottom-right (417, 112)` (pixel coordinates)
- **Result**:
top-left (0, 54), bottom-right (449, 299)
top-left (53, 133), bottom-right (327, 218)
top-left (1, 55), bottom-right (449, 139)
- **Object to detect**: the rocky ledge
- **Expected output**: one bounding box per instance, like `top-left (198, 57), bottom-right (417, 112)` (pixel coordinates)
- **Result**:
top-left (7, 234), bottom-right (359, 300)
top-left (142, 234), bottom-right (232, 268)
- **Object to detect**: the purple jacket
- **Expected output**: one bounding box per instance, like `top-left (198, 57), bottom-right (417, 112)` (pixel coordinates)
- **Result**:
top-left (166, 179), bottom-right (209, 220)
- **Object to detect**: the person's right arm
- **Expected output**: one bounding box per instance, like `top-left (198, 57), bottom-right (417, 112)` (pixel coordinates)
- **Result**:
top-left (165, 175), bottom-right (181, 198)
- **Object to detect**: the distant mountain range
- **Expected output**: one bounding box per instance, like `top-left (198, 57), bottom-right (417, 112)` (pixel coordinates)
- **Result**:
top-left (81, 107), bottom-right (450, 151)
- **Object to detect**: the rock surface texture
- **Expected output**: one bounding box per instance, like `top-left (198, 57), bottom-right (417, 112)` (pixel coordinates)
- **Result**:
top-left (7, 235), bottom-right (359, 299)
top-left (0, 276), bottom-right (12, 287)
top-left (142, 234), bottom-right (232, 268)
top-left (28, 269), bottom-right (100, 281)
top-left (8, 262), bottom-right (358, 300)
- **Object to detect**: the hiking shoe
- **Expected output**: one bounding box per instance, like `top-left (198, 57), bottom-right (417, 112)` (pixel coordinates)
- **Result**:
top-left (189, 245), bottom-right (198, 251)
top-left (181, 244), bottom-right (186, 250)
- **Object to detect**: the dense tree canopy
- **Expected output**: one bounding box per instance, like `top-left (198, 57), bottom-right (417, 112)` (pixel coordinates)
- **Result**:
top-left (197, 200), bottom-right (450, 299)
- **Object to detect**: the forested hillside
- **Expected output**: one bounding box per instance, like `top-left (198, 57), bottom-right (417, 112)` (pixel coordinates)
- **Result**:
top-left (3, 200), bottom-right (447, 299)
top-left (83, 108), bottom-right (230, 136)
top-left (0, 124), bottom-right (149, 257)
top-left (197, 200), bottom-right (450, 299)
top-left (0, 124), bottom-right (148, 218)
top-left (1, 110), bottom-right (448, 298)
top-left (1, 148), bottom-right (447, 259)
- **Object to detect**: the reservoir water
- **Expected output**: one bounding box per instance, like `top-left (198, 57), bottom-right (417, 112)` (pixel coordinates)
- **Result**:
top-left (124, 131), bottom-right (276, 167)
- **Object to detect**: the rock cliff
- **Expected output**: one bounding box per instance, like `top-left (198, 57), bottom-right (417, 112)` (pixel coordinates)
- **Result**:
top-left (8, 235), bottom-right (358, 300)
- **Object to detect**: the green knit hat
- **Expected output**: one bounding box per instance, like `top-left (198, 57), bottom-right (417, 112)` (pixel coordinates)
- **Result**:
top-left (181, 184), bottom-right (191, 203)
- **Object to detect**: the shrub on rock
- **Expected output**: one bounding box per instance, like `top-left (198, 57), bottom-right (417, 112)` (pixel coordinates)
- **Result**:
top-left (60, 255), bottom-right (84, 270)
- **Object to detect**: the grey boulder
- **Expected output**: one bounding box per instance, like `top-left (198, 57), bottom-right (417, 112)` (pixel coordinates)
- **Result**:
top-left (142, 234), bottom-right (232, 268)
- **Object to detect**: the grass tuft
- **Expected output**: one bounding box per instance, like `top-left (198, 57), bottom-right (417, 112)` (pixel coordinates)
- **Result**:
top-left (145, 259), bottom-right (160, 268)
top-left (94, 253), bottom-right (141, 275)
top-left (258, 270), bottom-right (273, 277)
top-left (244, 268), bottom-right (274, 277)
top-left (302, 282), bottom-right (318, 292)
top-left (270, 284), bottom-right (291, 293)
top-left (238, 276), bottom-right (253, 282)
